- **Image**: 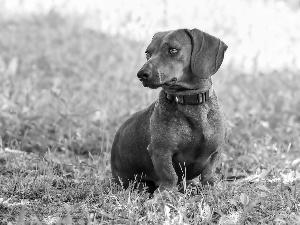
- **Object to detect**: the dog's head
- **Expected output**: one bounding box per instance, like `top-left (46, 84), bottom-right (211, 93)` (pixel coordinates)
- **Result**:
top-left (137, 28), bottom-right (227, 93)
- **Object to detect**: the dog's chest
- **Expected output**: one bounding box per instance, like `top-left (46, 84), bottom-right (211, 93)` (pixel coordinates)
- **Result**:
top-left (150, 101), bottom-right (213, 149)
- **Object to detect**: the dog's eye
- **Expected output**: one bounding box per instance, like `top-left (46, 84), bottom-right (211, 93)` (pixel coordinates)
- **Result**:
top-left (169, 48), bottom-right (178, 54)
top-left (145, 52), bottom-right (151, 60)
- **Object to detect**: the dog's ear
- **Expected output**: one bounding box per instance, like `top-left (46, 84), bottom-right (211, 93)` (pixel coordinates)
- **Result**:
top-left (185, 29), bottom-right (228, 78)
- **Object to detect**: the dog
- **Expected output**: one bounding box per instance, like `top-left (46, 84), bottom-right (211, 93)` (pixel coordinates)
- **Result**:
top-left (111, 28), bottom-right (228, 193)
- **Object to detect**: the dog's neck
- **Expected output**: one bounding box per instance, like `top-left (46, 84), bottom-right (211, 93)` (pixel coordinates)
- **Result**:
top-left (164, 86), bottom-right (213, 105)
top-left (162, 77), bottom-right (212, 95)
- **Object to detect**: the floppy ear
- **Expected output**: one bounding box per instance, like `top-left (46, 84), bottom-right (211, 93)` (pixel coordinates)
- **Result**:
top-left (185, 29), bottom-right (228, 78)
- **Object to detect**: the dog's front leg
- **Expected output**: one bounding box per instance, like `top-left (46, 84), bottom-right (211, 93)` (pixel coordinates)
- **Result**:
top-left (147, 143), bottom-right (178, 190)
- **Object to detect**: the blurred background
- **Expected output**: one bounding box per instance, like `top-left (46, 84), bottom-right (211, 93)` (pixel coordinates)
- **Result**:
top-left (0, 0), bottom-right (299, 170)
top-left (2, 0), bottom-right (300, 72)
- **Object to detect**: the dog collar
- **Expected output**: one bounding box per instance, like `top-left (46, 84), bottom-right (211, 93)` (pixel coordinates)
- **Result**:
top-left (165, 87), bottom-right (213, 105)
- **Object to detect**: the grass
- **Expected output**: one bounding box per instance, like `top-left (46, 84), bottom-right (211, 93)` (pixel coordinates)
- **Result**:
top-left (0, 12), bottom-right (299, 224)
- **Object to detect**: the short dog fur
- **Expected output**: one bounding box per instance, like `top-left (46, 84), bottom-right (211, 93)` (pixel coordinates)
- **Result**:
top-left (111, 28), bottom-right (228, 193)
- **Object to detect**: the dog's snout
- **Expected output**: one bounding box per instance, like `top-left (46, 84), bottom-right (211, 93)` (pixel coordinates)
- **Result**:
top-left (137, 70), bottom-right (151, 80)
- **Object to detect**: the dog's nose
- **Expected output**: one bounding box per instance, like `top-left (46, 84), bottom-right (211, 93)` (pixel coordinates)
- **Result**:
top-left (137, 70), bottom-right (151, 80)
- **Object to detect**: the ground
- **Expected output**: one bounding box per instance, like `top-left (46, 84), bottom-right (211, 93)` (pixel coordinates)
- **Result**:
top-left (0, 12), bottom-right (299, 224)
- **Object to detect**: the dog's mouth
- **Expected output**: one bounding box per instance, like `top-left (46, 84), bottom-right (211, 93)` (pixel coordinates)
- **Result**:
top-left (142, 82), bottom-right (161, 89)
top-left (141, 77), bottom-right (177, 89)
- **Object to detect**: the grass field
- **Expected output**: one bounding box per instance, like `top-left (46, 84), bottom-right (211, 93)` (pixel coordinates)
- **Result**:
top-left (0, 11), bottom-right (300, 224)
